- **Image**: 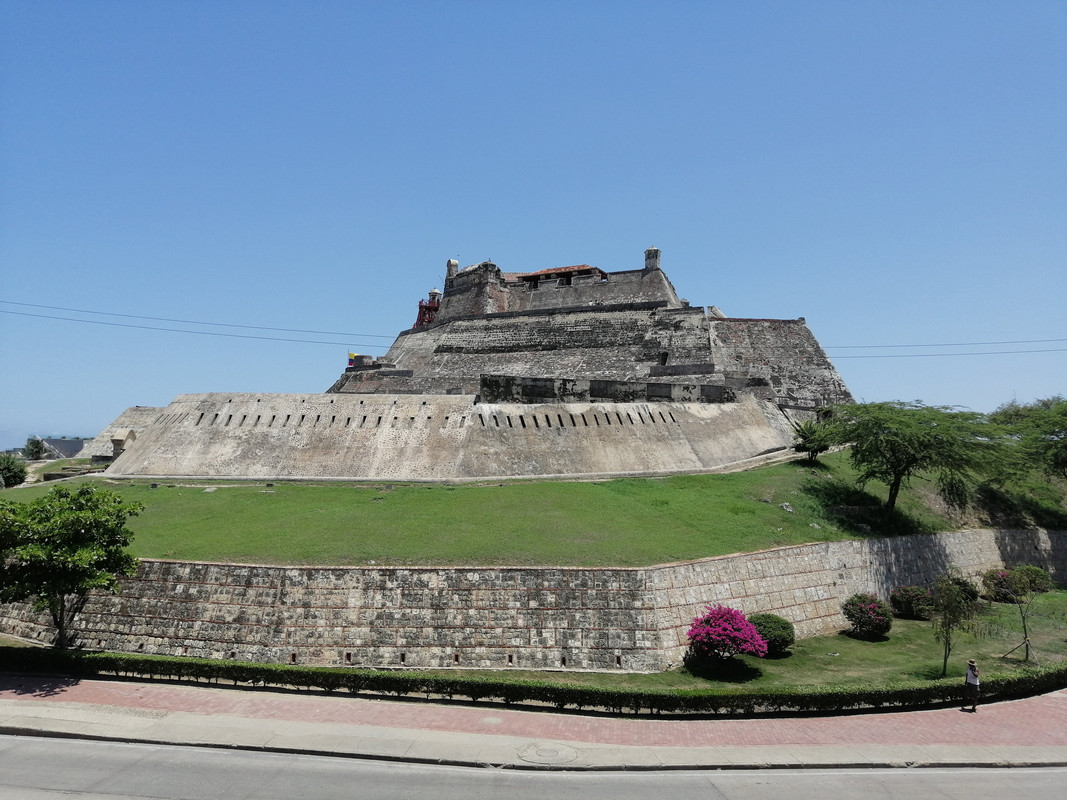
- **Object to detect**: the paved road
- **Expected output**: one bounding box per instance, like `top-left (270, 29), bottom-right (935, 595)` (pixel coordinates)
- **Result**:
top-left (2, 737), bottom-right (1067, 800)
top-left (2, 674), bottom-right (1066, 770)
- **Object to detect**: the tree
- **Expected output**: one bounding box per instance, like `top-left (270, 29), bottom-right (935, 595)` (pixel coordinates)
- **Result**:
top-left (990, 397), bottom-right (1067, 481)
top-left (22, 437), bottom-right (47, 460)
top-left (931, 572), bottom-right (985, 678)
top-left (828, 401), bottom-right (997, 514)
top-left (0, 485), bottom-right (142, 649)
top-left (792, 418), bottom-right (832, 463)
top-left (0, 453), bottom-right (27, 488)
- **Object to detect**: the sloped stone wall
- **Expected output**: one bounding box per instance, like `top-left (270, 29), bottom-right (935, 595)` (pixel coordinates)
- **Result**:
top-left (104, 393), bottom-right (798, 480)
top-left (3, 529), bottom-right (1062, 671)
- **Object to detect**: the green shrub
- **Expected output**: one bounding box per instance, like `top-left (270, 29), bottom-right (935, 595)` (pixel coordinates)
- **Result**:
top-left (982, 565), bottom-right (1054, 602)
top-left (747, 613), bottom-right (796, 657)
top-left (0, 453), bottom-right (27, 488)
top-left (890, 585), bottom-right (935, 619)
top-left (946, 574), bottom-right (980, 603)
top-left (841, 593), bottom-right (893, 638)
top-left (1012, 565), bottom-right (1055, 593)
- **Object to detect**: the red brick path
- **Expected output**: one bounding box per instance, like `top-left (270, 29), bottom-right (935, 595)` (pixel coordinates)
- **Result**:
top-left (2, 675), bottom-right (1064, 748)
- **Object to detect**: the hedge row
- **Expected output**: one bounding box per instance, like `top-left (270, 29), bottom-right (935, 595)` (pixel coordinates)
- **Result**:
top-left (3, 647), bottom-right (1066, 716)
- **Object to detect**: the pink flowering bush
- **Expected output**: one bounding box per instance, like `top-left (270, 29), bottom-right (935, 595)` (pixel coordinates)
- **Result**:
top-left (841, 593), bottom-right (893, 639)
top-left (686, 605), bottom-right (768, 661)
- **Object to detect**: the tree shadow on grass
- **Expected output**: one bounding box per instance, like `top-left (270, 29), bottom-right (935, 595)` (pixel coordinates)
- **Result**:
top-left (838, 629), bottom-right (891, 644)
top-left (799, 476), bottom-right (937, 537)
top-left (975, 484), bottom-right (1067, 530)
top-left (682, 654), bottom-right (764, 684)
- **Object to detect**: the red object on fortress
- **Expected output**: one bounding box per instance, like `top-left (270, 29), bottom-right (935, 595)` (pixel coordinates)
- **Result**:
top-left (413, 290), bottom-right (442, 328)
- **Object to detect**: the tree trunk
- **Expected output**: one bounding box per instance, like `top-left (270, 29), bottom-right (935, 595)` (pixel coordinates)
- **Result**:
top-left (885, 475), bottom-right (903, 514)
top-left (50, 595), bottom-right (68, 650)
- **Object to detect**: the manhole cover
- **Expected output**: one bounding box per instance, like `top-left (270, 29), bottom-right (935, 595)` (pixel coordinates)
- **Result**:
top-left (517, 741), bottom-right (579, 765)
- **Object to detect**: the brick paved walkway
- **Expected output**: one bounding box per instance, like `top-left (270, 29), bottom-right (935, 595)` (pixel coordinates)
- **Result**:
top-left (3, 674), bottom-right (1065, 749)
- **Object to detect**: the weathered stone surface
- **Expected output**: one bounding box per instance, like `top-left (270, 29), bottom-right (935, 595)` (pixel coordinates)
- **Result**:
top-left (100, 252), bottom-right (851, 481)
top-left (104, 393), bottom-right (803, 480)
top-left (3, 529), bottom-right (1062, 671)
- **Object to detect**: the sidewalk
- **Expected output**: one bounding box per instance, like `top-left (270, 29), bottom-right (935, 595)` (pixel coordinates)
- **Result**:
top-left (2, 674), bottom-right (1066, 770)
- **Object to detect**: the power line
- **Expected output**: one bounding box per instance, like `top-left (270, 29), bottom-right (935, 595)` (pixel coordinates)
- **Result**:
top-left (826, 337), bottom-right (1067, 349)
top-left (3, 301), bottom-right (1063, 360)
top-left (0, 309), bottom-right (389, 349)
top-left (833, 348), bottom-right (1067, 359)
top-left (0, 300), bottom-right (394, 339)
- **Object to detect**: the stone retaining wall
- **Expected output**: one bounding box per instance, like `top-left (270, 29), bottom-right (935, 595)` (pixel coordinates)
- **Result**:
top-left (2, 529), bottom-right (1063, 671)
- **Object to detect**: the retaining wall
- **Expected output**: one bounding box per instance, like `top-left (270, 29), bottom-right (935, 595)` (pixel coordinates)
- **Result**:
top-left (2, 529), bottom-right (1063, 671)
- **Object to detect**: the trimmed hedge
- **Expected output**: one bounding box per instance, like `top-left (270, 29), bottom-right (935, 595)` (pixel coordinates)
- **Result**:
top-left (3, 646), bottom-right (1066, 716)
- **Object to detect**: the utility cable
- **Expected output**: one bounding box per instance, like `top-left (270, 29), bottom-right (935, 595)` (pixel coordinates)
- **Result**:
top-left (0, 299), bottom-right (394, 339)
top-left (0, 309), bottom-right (389, 349)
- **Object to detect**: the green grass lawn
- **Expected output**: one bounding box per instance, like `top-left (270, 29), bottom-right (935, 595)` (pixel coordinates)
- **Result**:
top-left (2, 452), bottom-right (969, 566)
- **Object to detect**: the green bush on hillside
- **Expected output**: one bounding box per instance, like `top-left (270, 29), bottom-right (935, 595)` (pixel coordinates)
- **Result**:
top-left (747, 613), bottom-right (796, 657)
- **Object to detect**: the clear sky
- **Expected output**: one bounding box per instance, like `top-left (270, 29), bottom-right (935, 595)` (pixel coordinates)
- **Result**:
top-left (1, 1), bottom-right (1064, 449)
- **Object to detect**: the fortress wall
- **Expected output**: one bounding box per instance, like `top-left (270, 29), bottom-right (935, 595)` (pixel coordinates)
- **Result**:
top-left (79, 406), bottom-right (165, 459)
top-left (105, 394), bottom-right (798, 480)
top-left (512, 269), bottom-right (682, 314)
top-left (378, 306), bottom-right (714, 384)
top-left (3, 530), bottom-right (1062, 671)
top-left (708, 318), bottom-right (854, 406)
top-left (438, 264), bottom-right (682, 322)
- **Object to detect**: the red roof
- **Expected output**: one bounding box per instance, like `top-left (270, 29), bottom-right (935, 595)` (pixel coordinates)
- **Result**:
top-left (513, 264), bottom-right (605, 278)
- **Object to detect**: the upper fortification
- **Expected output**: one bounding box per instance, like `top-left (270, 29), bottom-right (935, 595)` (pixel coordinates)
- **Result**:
top-left (328, 248), bottom-right (852, 410)
top-left (105, 249), bottom-right (852, 481)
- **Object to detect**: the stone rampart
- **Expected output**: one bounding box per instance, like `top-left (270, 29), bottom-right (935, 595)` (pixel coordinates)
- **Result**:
top-left (708, 318), bottom-right (851, 408)
top-left (3, 530), bottom-right (1063, 671)
top-left (104, 393), bottom-right (798, 480)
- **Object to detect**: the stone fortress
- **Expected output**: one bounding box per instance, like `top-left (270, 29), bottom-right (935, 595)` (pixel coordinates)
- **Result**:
top-left (12, 250), bottom-right (1060, 671)
top-left (97, 248), bottom-right (853, 481)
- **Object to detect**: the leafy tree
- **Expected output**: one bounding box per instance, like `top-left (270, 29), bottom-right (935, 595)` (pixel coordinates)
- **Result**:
top-left (828, 401), bottom-right (998, 514)
top-left (931, 572), bottom-right (985, 677)
top-left (22, 437), bottom-right (47, 460)
top-left (686, 605), bottom-right (767, 662)
top-left (0, 453), bottom-right (27, 488)
top-left (792, 418), bottom-right (832, 463)
top-left (990, 397), bottom-right (1067, 481)
top-left (0, 485), bottom-right (142, 649)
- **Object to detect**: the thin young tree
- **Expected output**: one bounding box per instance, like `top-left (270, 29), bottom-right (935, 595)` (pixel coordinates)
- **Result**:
top-left (931, 572), bottom-right (985, 678)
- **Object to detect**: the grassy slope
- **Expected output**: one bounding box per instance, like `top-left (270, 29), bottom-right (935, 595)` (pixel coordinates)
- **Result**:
top-left (3, 452), bottom-right (961, 566)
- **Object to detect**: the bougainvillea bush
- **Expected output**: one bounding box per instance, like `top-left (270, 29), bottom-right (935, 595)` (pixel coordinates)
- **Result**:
top-left (686, 605), bottom-right (768, 661)
top-left (889, 585), bottom-right (935, 620)
top-left (841, 593), bottom-right (893, 639)
top-left (981, 565), bottom-right (1054, 603)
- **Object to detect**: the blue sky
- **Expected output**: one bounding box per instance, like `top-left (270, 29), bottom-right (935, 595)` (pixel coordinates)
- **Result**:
top-left (1, 1), bottom-right (1064, 449)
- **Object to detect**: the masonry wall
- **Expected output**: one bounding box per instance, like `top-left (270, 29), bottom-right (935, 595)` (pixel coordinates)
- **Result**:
top-left (104, 393), bottom-right (799, 481)
top-left (436, 262), bottom-right (683, 321)
top-left (3, 530), bottom-right (1063, 671)
top-left (708, 318), bottom-right (853, 408)
top-left (330, 307), bottom-right (852, 409)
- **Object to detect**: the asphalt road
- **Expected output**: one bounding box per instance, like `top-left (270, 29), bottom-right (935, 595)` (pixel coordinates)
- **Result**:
top-left (2, 736), bottom-right (1066, 800)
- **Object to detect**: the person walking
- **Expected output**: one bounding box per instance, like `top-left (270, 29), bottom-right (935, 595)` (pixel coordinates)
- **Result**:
top-left (964, 659), bottom-right (980, 712)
